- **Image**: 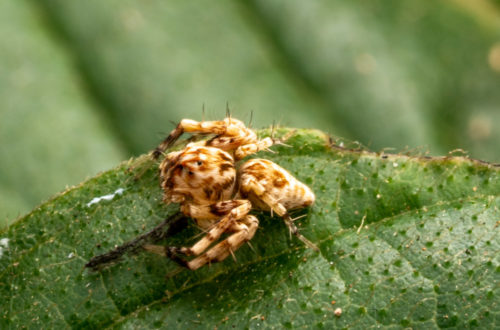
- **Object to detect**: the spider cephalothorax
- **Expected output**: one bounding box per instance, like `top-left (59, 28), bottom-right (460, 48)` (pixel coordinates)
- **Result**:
top-left (143, 116), bottom-right (318, 270)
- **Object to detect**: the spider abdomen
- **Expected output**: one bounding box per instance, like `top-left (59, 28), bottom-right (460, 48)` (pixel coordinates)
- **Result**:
top-left (238, 159), bottom-right (315, 211)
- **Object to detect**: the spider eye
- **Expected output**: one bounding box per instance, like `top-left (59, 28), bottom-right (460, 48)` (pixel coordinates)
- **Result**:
top-left (188, 170), bottom-right (194, 175)
top-left (197, 161), bottom-right (203, 166)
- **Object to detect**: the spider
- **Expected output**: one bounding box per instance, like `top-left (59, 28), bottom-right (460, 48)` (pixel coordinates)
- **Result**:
top-left (141, 116), bottom-right (318, 270)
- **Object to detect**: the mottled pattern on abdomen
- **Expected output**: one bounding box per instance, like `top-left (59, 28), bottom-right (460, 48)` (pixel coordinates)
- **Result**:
top-left (238, 159), bottom-right (315, 211)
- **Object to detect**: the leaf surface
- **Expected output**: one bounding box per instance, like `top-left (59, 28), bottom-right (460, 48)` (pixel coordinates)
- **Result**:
top-left (1, 130), bottom-right (499, 328)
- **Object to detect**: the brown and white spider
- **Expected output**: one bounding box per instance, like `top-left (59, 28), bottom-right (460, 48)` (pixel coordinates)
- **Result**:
top-left (142, 117), bottom-right (318, 270)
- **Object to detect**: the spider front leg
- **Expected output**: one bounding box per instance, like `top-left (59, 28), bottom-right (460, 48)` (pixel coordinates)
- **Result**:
top-left (234, 137), bottom-right (273, 160)
top-left (233, 128), bottom-right (296, 160)
top-left (152, 119), bottom-right (229, 159)
top-left (144, 200), bottom-right (258, 270)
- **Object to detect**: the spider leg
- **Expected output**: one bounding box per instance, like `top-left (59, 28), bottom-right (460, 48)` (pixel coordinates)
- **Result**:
top-left (144, 200), bottom-right (253, 270)
top-left (180, 200), bottom-right (251, 256)
top-left (85, 212), bottom-right (186, 270)
top-left (180, 215), bottom-right (259, 270)
top-left (153, 119), bottom-right (228, 159)
top-left (233, 128), bottom-right (297, 160)
top-left (234, 137), bottom-right (273, 160)
top-left (242, 178), bottom-right (319, 251)
top-left (153, 123), bottom-right (184, 159)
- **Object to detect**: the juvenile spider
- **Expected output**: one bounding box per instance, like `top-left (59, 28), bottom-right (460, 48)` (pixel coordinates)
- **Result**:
top-left (143, 117), bottom-right (318, 270)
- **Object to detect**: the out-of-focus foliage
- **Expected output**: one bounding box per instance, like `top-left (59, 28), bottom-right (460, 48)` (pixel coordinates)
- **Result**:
top-left (0, 0), bottom-right (125, 226)
top-left (1, 0), bottom-right (499, 226)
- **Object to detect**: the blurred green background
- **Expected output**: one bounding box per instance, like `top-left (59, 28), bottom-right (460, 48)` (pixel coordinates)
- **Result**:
top-left (1, 0), bottom-right (499, 228)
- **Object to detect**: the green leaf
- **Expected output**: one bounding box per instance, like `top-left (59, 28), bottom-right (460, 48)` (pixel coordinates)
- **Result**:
top-left (3, 0), bottom-right (500, 227)
top-left (1, 130), bottom-right (499, 328)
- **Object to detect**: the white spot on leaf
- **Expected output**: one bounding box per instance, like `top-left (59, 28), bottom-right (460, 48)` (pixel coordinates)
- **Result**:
top-left (0, 238), bottom-right (9, 259)
top-left (86, 188), bottom-right (125, 207)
